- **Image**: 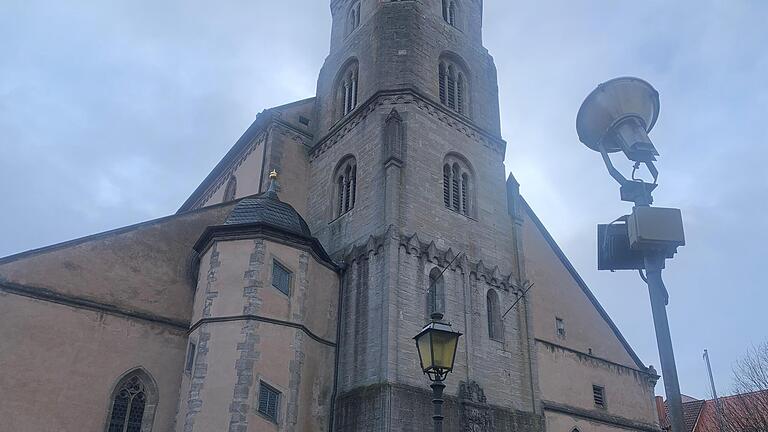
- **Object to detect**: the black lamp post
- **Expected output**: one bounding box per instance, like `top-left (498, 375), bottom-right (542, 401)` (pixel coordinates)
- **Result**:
top-left (414, 312), bottom-right (462, 432)
top-left (577, 77), bottom-right (686, 432)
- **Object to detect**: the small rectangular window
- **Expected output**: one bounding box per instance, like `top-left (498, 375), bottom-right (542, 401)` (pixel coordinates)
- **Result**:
top-left (258, 382), bottom-right (281, 423)
top-left (272, 261), bottom-right (292, 296)
top-left (185, 341), bottom-right (196, 374)
top-left (593, 385), bottom-right (606, 408)
top-left (556, 317), bottom-right (566, 339)
top-left (298, 116), bottom-right (310, 126)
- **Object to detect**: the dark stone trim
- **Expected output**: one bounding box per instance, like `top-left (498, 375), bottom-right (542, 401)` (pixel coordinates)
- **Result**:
top-left (0, 281), bottom-right (188, 331)
top-left (311, 88), bottom-right (507, 155)
top-left (536, 338), bottom-right (659, 378)
top-left (189, 315), bottom-right (336, 348)
top-left (520, 197), bottom-right (648, 371)
top-left (194, 223), bottom-right (339, 273)
top-left (177, 97), bottom-right (316, 213)
top-left (542, 400), bottom-right (662, 432)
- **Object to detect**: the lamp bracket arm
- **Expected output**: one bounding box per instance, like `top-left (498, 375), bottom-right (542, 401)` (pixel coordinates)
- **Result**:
top-left (599, 145), bottom-right (630, 187)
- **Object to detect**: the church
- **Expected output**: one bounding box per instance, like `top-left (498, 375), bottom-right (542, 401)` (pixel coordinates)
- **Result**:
top-left (0, 1), bottom-right (662, 431)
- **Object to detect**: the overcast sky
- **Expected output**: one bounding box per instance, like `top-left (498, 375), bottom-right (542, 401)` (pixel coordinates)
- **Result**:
top-left (2, 0), bottom-right (766, 400)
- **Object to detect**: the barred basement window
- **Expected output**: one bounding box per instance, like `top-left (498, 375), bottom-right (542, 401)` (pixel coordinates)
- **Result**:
top-left (593, 385), bottom-right (606, 408)
top-left (258, 382), bottom-right (281, 423)
top-left (271, 261), bottom-right (292, 296)
top-left (184, 341), bottom-right (196, 374)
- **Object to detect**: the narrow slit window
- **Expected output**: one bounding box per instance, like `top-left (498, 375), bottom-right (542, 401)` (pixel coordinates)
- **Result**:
top-left (185, 341), bottom-right (196, 374)
top-left (271, 261), bottom-right (292, 296)
top-left (556, 317), bottom-right (566, 339)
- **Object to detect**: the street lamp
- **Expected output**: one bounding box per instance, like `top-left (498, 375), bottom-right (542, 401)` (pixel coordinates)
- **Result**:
top-left (414, 311), bottom-right (462, 432)
top-left (577, 77), bottom-right (686, 432)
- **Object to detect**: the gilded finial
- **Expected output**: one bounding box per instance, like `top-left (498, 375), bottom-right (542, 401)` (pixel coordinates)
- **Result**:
top-left (269, 169), bottom-right (278, 179)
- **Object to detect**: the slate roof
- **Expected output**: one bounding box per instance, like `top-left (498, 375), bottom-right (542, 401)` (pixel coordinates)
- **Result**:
top-left (224, 184), bottom-right (312, 239)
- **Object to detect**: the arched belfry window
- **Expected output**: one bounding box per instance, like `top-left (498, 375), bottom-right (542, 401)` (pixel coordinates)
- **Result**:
top-left (348, 2), bottom-right (361, 35)
top-left (487, 289), bottom-right (503, 341)
top-left (106, 368), bottom-right (158, 432)
top-left (334, 156), bottom-right (357, 218)
top-left (442, 154), bottom-right (473, 216)
top-left (438, 58), bottom-right (467, 115)
top-left (427, 267), bottom-right (445, 317)
top-left (337, 60), bottom-right (360, 118)
top-left (223, 175), bottom-right (237, 202)
top-left (441, 0), bottom-right (457, 26)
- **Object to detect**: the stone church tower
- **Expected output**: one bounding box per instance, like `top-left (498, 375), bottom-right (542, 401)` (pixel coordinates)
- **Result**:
top-left (0, 1), bottom-right (662, 432)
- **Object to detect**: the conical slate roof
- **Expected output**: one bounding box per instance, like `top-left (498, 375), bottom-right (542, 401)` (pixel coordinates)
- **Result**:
top-left (224, 180), bottom-right (311, 239)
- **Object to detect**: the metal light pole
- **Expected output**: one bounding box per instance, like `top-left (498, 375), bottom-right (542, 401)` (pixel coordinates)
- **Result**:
top-left (577, 77), bottom-right (686, 432)
top-left (414, 311), bottom-right (462, 432)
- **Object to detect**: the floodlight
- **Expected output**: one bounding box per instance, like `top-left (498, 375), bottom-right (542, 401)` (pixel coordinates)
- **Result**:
top-left (577, 77), bottom-right (660, 163)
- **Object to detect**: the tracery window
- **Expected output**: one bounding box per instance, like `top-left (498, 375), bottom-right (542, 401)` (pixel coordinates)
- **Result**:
top-left (106, 369), bottom-right (157, 432)
top-left (223, 175), bottom-right (237, 202)
top-left (337, 61), bottom-right (359, 118)
top-left (348, 2), bottom-right (361, 35)
top-left (442, 155), bottom-right (473, 216)
top-left (441, 0), bottom-right (457, 26)
top-left (487, 289), bottom-right (503, 341)
top-left (427, 267), bottom-right (445, 318)
top-left (334, 156), bottom-right (357, 217)
top-left (438, 60), bottom-right (467, 115)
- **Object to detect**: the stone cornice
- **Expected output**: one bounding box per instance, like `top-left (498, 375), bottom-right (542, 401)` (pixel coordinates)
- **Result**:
top-left (0, 280), bottom-right (189, 331)
top-left (194, 223), bottom-right (339, 273)
top-left (536, 338), bottom-right (659, 381)
top-left (336, 227), bottom-right (520, 292)
top-left (310, 88), bottom-right (507, 161)
top-left (542, 400), bottom-right (662, 432)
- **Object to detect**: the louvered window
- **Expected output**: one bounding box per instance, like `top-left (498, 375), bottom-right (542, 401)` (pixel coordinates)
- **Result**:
top-left (439, 63), bottom-right (447, 104)
top-left (451, 165), bottom-right (460, 211)
top-left (258, 382), bottom-right (280, 423)
top-left (271, 261), bottom-right (292, 296)
top-left (438, 59), bottom-right (467, 115)
top-left (443, 165), bottom-right (451, 207)
top-left (334, 157), bottom-right (357, 218)
top-left (593, 385), bottom-right (606, 408)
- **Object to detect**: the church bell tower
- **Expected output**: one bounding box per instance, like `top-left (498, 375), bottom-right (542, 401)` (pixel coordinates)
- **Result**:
top-left (306, 0), bottom-right (542, 430)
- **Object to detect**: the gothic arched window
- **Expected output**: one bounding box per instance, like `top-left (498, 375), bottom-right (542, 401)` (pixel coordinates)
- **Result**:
top-left (487, 289), bottom-right (503, 341)
top-left (348, 2), bottom-right (361, 34)
top-left (442, 154), bottom-right (473, 216)
top-left (427, 267), bottom-right (445, 318)
top-left (223, 175), bottom-right (237, 202)
top-left (106, 368), bottom-right (158, 432)
top-left (337, 60), bottom-right (359, 118)
top-left (334, 156), bottom-right (357, 218)
top-left (438, 58), bottom-right (467, 115)
top-left (441, 0), bottom-right (457, 26)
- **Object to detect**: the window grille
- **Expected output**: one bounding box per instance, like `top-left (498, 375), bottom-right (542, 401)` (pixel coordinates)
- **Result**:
top-left (108, 376), bottom-right (147, 432)
top-left (258, 382), bottom-right (281, 423)
top-left (185, 342), bottom-right (196, 374)
top-left (271, 261), bottom-right (292, 296)
top-left (593, 385), bottom-right (606, 408)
